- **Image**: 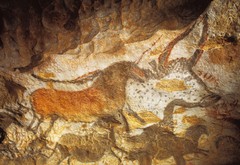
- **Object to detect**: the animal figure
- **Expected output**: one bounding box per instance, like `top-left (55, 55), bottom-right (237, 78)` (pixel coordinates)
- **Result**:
top-left (31, 61), bottom-right (147, 131)
top-left (125, 15), bottom-right (220, 128)
top-left (56, 121), bottom-right (126, 164)
top-left (122, 124), bottom-right (208, 165)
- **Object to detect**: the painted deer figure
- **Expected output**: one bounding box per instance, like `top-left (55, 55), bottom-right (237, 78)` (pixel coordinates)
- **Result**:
top-left (125, 15), bottom-right (221, 128)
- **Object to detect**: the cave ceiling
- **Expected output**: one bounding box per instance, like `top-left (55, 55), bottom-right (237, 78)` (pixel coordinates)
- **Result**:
top-left (0, 0), bottom-right (240, 165)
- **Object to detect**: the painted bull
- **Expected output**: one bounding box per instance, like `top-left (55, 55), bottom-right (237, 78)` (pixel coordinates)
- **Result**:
top-left (125, 15), bottom-right (220, 128)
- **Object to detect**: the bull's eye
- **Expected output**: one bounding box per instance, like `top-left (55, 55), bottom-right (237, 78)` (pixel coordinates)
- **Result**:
top-left (0, 127), bottom-right (6, 144)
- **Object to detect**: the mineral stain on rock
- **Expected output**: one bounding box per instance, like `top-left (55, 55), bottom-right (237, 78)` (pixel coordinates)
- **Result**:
top-left (155, 79), bottom-right (190, 92)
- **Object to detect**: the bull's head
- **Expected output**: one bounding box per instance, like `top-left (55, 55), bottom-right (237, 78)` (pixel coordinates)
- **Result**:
top-left (126, 14), bottom-right (220, 127)
top-left (155, 14), bottom-right (220, 107)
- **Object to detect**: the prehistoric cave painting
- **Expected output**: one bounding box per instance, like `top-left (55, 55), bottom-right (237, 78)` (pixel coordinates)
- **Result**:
top-left (0, 10), bottom-right (239, 165)
top-left (29, 14), bottom-right (221, 136)
top-left (119, 124), bottom-right (209, 165)
top-left (44, 124), bottom-right (209, 165)
top-left (55, 122), bottom-right (124, 164)
top-left (31, 61), bottom-right (147, 132)
top-left (126, 14), bottom-right (220, 130)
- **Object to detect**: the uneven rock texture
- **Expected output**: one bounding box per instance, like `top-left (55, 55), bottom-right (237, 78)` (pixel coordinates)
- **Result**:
top-left (0, 0), bottom-right (240, 165)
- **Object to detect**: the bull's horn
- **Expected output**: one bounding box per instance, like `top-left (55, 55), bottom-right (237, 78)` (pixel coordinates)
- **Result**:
top-left (188, 14), bottom-right (209, 67)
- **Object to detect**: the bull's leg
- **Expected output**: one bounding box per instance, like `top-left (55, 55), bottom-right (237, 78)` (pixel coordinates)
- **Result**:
top-left (139, 154), bottom-right (152, 165)
top-left (124, 103), bottom-right (145, 123)
top-left (38, 115), bottom-right (58, 140)
top-left (114, 110), bottom-right (130, 132)
top-left (173, 154), bottom-right (186, 165)
top-left (17, 102), bottom-right (43, 134)
top-left (46, 115), bottom-right (58, 133)
top-left (108, 126), bottom-right (129, 163)
top-left (161, 102), bottom-right (175, 131)
top-left (108, 149), bottom-right (123, 164)
top-left (28, 116), bottom-right (41, 134)
top-left (55, 144), bottom-right (70, 163)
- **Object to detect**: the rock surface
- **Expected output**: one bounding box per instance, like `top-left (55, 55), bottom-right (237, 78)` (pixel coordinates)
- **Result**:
top-left (0, 0), bottom-right (240, 165)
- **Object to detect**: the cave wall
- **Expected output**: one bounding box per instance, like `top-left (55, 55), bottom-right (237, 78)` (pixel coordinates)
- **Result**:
top-left (0, 0), bottom-right (240, 165)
